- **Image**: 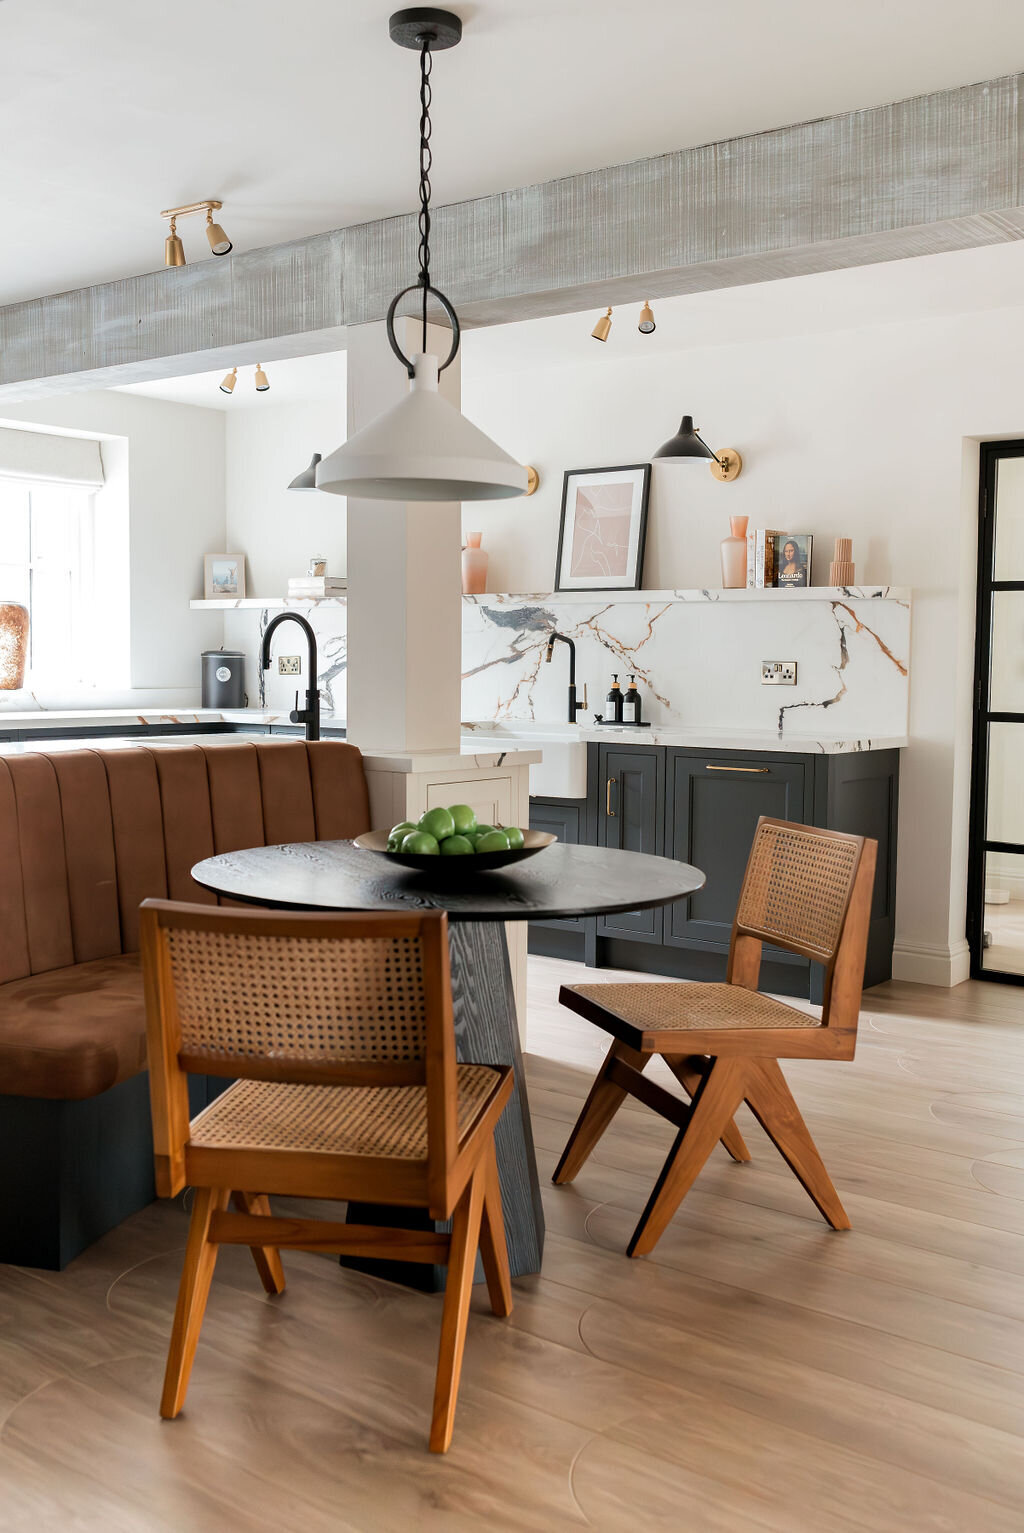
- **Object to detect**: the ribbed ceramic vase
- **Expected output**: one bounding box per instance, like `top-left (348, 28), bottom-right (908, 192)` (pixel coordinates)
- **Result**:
top-left (720, 515), bottom-right (748, 588)
top-left (461, 532), bottom-right (489, 595)
top-left (0, 602), bottom-right (29, 690)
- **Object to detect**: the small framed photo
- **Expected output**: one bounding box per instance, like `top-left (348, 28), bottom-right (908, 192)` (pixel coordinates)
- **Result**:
top-left (555, 464), bottom-right (652, 591)
top-left (773, 534), bottom-right (812, 588)
top-left (204, 554), bottom-right (246, 600)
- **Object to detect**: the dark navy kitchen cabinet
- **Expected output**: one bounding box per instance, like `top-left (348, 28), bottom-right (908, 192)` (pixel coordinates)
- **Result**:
top-left (528, 741), bottom-right (899, 999)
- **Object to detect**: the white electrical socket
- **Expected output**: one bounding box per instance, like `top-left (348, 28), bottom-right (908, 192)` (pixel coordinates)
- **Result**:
top-left (761, 660), bottom-right (797, 686)
top-left (278, 656), bottom-right (302, 675)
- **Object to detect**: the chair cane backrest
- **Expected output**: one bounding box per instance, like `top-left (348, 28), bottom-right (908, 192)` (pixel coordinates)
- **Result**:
top-left (729, 818), bottom-right (876, 1028)
top-left (140, 900), bottom-right (457, 1199)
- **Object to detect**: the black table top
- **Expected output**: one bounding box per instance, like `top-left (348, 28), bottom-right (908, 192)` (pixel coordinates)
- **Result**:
top-left (191, 839), bottom-right (705, 923)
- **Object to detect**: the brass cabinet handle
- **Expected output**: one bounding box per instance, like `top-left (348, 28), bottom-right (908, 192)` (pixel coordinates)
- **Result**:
top-left (606, 777), bottom-right (616, 815)
top-left (705, 764), bottom-right (770, 774)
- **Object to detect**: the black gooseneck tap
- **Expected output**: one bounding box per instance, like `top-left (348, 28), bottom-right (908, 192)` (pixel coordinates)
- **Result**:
top-left (545, 631), bottom-right (588, 723)
top-left (260, 612), bottom-right (321, 740)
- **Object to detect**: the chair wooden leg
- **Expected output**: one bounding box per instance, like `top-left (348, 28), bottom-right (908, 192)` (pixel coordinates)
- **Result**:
top-left (231, 1191), bottom-right (286, 1296)
top-left (552, 1039), bottom-right (646, 1185)
top-left (430, 1163), bottom-right (486, 1453)
top-left (627, 1059), bottom-right (748, 1259)
top-left (743, 1059), bottom-right (851, 1230)
top-left (160, 1185), bottom-right (230, 1419)
top-left (478, 1140), bottom-right (513, 1319)
top-left (663, 1055), bottom-right (752, 1163)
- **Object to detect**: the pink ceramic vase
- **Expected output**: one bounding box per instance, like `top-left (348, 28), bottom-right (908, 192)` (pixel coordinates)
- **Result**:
top-left (720, 516), bottom-right (748, 589)
top-left (462, 532), bottom-right (489, 595)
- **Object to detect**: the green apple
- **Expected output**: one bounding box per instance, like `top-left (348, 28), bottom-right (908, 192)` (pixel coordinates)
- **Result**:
top-left (475, 829), bottom-right (510, 853)
top-left (419, 806), bottom-right (455, 843)
top-left (505, 826), bottom-right (525, 849)
top-left (448, 803), bottom-right (477, 836)
top-left (401, 830), bottom-right (439, 855)
top-left (440, 834), bottom-right (474, 856)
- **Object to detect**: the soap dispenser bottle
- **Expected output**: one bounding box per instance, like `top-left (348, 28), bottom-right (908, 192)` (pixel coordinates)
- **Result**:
top-left (606, 673), bottom-right (624, 723)
top-left (623, 675), bottom-right (642, 726)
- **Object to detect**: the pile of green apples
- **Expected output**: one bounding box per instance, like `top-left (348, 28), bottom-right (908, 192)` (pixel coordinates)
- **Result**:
top-left (387, 804), bottom-right (526, 857)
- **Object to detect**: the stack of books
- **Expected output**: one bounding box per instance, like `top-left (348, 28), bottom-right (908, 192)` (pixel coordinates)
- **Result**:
top-left (745, 531), bottom-right (812, 588)
top-left (286, 575), bottom-right (348, 598)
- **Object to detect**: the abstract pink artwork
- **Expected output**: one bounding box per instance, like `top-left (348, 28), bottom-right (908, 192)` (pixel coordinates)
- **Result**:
top-left (568, 482), bottom-right (633, 578)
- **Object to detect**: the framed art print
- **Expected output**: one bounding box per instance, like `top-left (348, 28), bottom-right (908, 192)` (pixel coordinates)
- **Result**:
top-left (554, 464), bottom-right (651, 591)
top-left (204, 554), bottom-right (246, 600)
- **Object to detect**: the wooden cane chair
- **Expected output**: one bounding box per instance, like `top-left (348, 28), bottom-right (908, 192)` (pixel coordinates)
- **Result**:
top-left (552, 818), bottom-right (876, 1257)
top-left (140, 899), bottom-right (513, 1454)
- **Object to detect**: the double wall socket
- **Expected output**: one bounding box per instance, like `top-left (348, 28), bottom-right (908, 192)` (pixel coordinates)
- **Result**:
top-left (761, 660), bottom-right (797, 686)
top-left (278, 656), bottom-right (302, 675)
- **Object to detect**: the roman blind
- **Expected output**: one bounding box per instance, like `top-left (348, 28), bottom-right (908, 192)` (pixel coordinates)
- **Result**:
top-left (0, 427), bottom-right (105, 487)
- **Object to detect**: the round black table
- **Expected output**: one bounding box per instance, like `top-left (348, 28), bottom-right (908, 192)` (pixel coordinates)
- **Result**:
top-left (192, 840), bottom-right (705, 1280)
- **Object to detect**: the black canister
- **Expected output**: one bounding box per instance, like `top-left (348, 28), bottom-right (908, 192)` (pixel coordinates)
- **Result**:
top-left (201, 649), bottom-right (247, 709)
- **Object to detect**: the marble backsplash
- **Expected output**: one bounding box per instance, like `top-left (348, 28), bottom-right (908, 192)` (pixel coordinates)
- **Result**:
top-left (223, 586), bottom-right (911, 740)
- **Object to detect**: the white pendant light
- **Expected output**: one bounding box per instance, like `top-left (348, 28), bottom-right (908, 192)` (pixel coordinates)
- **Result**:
top-left (317, 353), bottom-right (526, 500)
top-left (316, 9), bottom-right (527, 504)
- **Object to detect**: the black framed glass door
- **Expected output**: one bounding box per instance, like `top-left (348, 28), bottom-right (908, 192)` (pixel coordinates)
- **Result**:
top-left (968, 442), bottom-right (1024, 983)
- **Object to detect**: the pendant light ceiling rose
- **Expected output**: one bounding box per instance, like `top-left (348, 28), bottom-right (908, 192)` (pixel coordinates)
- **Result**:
top-left (389, 7), bottom-right (462, 49)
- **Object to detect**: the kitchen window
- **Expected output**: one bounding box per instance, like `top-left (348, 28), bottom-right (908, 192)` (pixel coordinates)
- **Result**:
top-left (0, 478), bottom-right (97, 688)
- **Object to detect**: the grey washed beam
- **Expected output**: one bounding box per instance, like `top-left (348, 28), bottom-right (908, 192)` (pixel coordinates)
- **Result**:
top-left (2, 72), bottom-right (1024, 395)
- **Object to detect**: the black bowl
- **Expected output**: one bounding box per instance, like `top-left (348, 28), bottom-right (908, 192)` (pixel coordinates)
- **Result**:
top-left (354, 828), bottom-right (556, 874)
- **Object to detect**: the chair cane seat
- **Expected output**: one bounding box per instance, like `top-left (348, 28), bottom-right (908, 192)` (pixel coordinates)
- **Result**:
top-left (565, 981), bottom-right (821, 1038)
top-left (189, 1064), bottom-right (503, 1160)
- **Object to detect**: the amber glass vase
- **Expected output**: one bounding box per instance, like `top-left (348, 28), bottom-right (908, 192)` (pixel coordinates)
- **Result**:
top-left (0, 602), bottom-right (29, 689)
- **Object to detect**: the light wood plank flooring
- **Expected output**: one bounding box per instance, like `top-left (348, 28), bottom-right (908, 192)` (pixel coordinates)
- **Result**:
top-left (2, 957), bottom-right (1024, 1530)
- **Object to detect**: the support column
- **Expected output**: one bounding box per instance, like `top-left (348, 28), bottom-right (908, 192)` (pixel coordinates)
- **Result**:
top-left (345, 317), bottom-right (462, 755)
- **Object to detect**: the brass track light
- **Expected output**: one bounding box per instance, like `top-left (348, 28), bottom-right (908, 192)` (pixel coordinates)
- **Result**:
top-left (591, 307), bottom-right (612, 342)
top-left (164, 216), bottom-right (185, 268)
top-left (205, 208), bottom-right (233, 256)
top-left (219, 367), bottom-right (237, 395)
top-left (161, 200), bottom-right (231, 265)
top-left (254, 364), bottom-right (270, 393)
top-left (638, 301), bottom-right (656, 334)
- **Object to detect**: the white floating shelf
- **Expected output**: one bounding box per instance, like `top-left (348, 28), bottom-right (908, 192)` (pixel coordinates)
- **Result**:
top-left (465, 586), bottom-right (910, 606)
top-left (189, 596), bottom-right (347, 610)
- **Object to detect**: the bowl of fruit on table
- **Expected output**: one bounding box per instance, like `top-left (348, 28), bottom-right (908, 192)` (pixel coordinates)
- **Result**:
top-left (354, 805), bottom-right (555, 873)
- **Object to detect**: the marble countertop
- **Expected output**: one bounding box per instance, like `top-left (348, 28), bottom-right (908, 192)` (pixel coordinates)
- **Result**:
top-left (463, 721), bottom-right (907, 754)
top-left (0, 706), bottom-right (346, 731)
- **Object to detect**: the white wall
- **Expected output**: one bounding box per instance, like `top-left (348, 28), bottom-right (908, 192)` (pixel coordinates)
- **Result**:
top-left (225, 389), bottom-right (347, 594)
top-left (0, 391), bottom-right (225, 703)
top-left (461, 306), bottom-right (1024, 986)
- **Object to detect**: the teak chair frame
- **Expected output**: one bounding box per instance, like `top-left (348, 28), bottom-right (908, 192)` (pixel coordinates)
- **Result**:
top-left (552, 817), bottom-right (877, 1257)
top-left (141, 899), bottom-right (513, 1453)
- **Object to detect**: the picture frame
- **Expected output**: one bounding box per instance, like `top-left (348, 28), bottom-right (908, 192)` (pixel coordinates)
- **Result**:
top-left (554, 464), bottom-right (651, 591)
top-left (204, 554), bottom-right (246, 600)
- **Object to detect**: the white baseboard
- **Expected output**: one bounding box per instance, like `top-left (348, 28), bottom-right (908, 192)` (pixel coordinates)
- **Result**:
top-left (891, 939), bottom-right (971, 988)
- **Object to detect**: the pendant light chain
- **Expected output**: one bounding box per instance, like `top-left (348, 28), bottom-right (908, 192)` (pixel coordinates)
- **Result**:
top-left (417, 40), bottom-right (433, 353)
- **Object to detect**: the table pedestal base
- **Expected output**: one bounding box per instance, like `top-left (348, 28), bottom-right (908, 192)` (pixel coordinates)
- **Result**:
top-left (343, 920), bottom-right (545, 1289)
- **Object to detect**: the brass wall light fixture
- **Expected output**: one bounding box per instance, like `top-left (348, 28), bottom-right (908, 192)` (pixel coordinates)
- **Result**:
top-left (653, 414), bottom-right (743, 481)
top-left (638, 301), bottom-right (656, 334)
top-left (591, 307), bottom-right (612, 342)
top-left (219, 367), bottom-right (238, 395)
top-left (161, 200), bottom-right (232, 265)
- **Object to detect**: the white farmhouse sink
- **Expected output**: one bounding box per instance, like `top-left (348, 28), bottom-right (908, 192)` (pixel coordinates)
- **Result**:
top-left (462, 721), bottom-right (589, 799)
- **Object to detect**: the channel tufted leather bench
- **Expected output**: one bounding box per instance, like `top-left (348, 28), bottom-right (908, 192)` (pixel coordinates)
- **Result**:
top-left (0, 738), bottom-right (371, 1268)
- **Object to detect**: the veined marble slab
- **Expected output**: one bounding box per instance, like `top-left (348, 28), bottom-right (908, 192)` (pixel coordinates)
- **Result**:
top-left (462, 591), bottom-right (910, 740)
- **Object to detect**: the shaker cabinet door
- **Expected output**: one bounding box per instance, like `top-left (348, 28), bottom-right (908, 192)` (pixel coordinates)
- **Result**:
top-left (664, 751), bottom-right (810, 956)
top-left (595, 746), bottom-right (665, 943)
top-left (529, 798), bottom-right (584, 928)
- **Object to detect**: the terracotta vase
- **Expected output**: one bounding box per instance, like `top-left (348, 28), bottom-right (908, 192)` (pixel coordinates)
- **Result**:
top-left (720, 515), bottom-right (748, 589)
top-left (0, 602), bottom-right (29, 689)
top-left (462, 532), bottom-right (489, 595)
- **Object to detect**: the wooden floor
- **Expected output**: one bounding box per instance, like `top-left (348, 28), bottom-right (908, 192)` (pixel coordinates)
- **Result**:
top-left (2, 957), bottom-right (1024, 1531)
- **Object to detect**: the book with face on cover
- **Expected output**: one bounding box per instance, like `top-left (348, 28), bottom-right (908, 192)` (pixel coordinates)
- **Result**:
top-left (772, 534), bottom-right (812, 588)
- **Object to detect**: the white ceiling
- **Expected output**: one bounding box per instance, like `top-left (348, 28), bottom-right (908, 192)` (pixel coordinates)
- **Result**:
top-left (4, 1), bottom-right (1024, 308)
top-left (115, 350), bottom-right (347, 410)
